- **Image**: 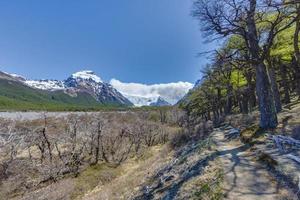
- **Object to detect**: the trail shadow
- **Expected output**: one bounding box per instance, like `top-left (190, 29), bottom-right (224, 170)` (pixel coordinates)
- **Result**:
top-left (134, 142), bottom-right (253, 200)
top-left (162, 144), bottom-right (255, 200)
top-left (134, 132), bottom-right (295, 200)
top-left (221, 149), bottom-right (282, 198)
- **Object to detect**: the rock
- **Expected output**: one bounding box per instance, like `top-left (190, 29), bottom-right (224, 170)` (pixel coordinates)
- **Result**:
top-left (228, 128), bottom-right (240, 135)
top-left (225, 128), bottom-right (240, 140)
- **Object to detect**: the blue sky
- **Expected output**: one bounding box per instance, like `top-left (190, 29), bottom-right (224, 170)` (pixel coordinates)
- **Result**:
top-left (0, 0), bottom-right (215, 84)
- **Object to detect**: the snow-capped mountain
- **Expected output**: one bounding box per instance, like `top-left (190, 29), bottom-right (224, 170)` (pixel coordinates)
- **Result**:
top-left (68, 70), bottom-right (102, 84)
top-left (1, 70), bottom-right (192, 107)
top-left (123, 94), bottom-right (160, 107)
top-left (123, 94), bottom-right (171, 107)
top-left (109, 79), bottom-right (193, 107)
top-left (150, 97), bottom-right (171, 107)
top-left (24, 70), bottom-right (102, 91)
top-left (64, 71), bottom-right (132, 105)
top-left (10, 70), bottom-right (132, 106)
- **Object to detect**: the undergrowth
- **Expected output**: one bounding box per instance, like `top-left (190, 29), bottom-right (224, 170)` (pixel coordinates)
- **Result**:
top-left (192, 164), bottom-right (224, 200)
top-left (70, 163), bottom-right (121, 199)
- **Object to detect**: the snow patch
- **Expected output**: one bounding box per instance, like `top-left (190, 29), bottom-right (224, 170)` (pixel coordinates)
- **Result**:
top-left (2, 71), bottom-right (26, 80)
top-left (123, 94), bottom-right (160, 107)
top-left (25, 80), bottom-right (65, 91)
top-left (110, 79), bottom-right (193, 106)
top-left (71, 70), bottom-right (102, 83)
top-left (9, 73), bottom-right (26, 80)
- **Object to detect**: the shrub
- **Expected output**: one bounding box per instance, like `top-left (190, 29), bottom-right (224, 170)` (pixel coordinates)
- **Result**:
top-left (169, 129), bottom-right (190, 149)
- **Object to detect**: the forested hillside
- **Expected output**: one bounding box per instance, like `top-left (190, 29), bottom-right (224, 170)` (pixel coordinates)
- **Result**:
top-left (0, 79), bottom-right (122, 111)
top-left (180, 0), bottom-right (300, 130)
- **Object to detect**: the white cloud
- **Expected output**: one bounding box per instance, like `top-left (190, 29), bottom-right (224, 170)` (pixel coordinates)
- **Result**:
top-left (110, 79), bottom-right (193, 105)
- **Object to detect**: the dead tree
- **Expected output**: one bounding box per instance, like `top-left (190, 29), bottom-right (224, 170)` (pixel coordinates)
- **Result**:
top-left (92, 121), bottom-right (103, 165)
top-left (143, 123), bottom-right (159, 147)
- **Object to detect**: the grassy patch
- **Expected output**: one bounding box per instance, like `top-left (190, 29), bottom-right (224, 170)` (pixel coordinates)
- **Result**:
top-left (70, 163), bottom-right (122, 199)
top-left (240, 125), bottom-right (265, 144)
top-left (192, 166), bottom-right (224, 200)
top-left (198, 136), bottom-right (215, 152)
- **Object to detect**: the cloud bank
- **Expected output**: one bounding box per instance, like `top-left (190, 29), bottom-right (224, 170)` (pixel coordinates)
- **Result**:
top-left (110, 79), bottom-right (193, 105)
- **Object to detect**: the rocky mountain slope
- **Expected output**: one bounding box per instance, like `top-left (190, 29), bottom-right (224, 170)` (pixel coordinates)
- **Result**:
top-left (63, 71), bottom-right (132, 105)
top-left (24, 70), bottom-right (133, 106)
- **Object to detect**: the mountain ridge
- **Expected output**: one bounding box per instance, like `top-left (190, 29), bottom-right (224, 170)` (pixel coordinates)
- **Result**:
top-left (0, 70), bottom-right (191, 108)
top-left (0, 70), bottom-right (133, 110)
top-left (16, 70), bottom-right (133, 106)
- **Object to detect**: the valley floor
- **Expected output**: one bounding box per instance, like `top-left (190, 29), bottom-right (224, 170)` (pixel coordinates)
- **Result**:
top-left (11, 125), bottom-right (299, 200)
top-left (4, 103), bottom-right (300, 200)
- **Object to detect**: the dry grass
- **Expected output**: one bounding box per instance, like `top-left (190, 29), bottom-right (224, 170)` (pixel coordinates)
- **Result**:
top-left (70, 163), bottom-right (122, 199)
top-left (82, 145), bottom-right (173, 200)
top-left (177, 159), bottom-right (224, 200)
top-left (226, 112), bottom-right (258, 129)
top-left (240, 124), bottom-right (265, 144)
top-left (277, 100), bottom-right (300, 135)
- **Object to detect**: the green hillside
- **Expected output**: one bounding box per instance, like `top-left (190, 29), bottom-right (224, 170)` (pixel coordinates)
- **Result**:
top-left (0, 79), bottom-right (125, 111)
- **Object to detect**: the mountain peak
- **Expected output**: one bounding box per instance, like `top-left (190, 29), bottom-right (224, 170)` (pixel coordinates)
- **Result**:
top-left (150, 96), bottom-right (171, 107)
top-left (71, 70), bottom-right (102, 83)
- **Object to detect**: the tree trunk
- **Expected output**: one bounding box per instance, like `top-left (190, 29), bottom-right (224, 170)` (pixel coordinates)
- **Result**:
top-left (207, 110), bottom-right (211, 121)
top-left (244, 70), bottom-right (256, 111)
top-left (237, 91), bottom-right (243, 113)
top-left (94, 124), bottom-right (101, 164)
top-left (225, 84), bottom-right (233, 115)
top-left (292, 56), bottom-right (300, 94)
top-left (294, 8), bottom-right (300, 97)
top-left (241, 90), bottom-right (249, 114)
top-left (255, 63), bottom-right (278, 128)
top-left (249, 83), bottom-right (256, 111)
top-left (267, 60), bottom-right (282, 113)
top-left (279, 63), bottom-right (290, 104)
top-left (217, 87), bottom-right (223, 115)
top-left (246, 0), bottom-right (278, 128)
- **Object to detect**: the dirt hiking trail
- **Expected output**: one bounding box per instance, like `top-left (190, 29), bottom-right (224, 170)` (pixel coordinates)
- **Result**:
top-left (213, 129), bottom-right (297, 200)
top-left (131, 127), bottom-right (297, 200)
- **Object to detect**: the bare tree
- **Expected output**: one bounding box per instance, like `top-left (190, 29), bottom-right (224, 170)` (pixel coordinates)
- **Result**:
top-left (92, 120), bottom-right (103, 165)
